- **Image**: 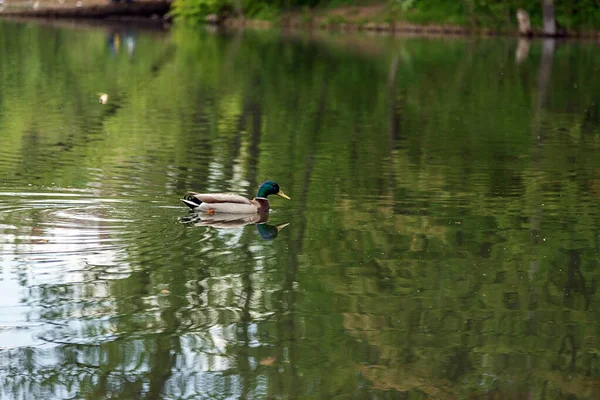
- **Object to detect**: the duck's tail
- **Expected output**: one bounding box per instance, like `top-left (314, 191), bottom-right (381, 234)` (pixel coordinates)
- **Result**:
top-left (181, 193), bottom-right (202, 210)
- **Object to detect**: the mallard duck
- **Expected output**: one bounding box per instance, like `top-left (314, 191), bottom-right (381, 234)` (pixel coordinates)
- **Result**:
top-left (181, 180), bottom-right (290, 214)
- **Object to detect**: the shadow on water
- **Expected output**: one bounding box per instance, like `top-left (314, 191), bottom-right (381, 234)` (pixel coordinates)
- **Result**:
top-left (2, 20), bottom-right (600, 400)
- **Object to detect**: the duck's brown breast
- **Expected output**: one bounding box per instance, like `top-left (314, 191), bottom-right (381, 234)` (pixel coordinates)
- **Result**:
top-left (252, 198), bottom-right (270, 213)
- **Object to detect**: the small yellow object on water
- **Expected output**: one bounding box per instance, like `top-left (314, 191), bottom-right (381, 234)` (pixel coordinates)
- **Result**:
top-left (160, 289), bottom-right (170, 295)
top-left (260, 356), bottom-right (276, 366)
top-left (97, 93), bottom-right (109, 104)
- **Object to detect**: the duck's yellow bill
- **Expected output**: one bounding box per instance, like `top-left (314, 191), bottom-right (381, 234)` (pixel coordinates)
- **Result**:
top-left (276, 222), bottom-right (290, 231)
top-left (277, 190), bottom-right (290, 200)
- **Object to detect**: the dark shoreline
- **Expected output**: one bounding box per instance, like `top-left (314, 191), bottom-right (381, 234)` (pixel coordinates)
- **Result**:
top-left (1, 2), bottom-right (599, 39)
top-left (221, 17), bottom-right (600, 39)
top-left (0, 0), bottom-right (170, 20)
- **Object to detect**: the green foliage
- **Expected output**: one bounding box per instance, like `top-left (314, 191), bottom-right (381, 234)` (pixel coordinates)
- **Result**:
top-left (554, 0), bottom-right (600, 29)
top-left (170, 0), bottom-right (233, 21)
top-left (301, 6), bottom-right (314, 25)
top-left (171, 0), bottom-right (600, 29)
top-left (245, 1), bottom-right (280, 20)
top-left (326, 14), bottom-right (346, 25)
top-left (397, 0), bottom-right (600, 29)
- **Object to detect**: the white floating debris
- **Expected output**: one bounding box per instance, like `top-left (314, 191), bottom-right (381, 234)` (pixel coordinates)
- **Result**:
top-left (97, 93), bottom-right (109, 104)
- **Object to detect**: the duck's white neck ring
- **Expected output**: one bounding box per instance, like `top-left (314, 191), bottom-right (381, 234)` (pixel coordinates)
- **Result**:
top-left (255, 197), bottom-right (268, 200)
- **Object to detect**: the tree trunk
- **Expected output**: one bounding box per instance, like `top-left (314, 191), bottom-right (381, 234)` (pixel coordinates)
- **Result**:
top-left (541, 0), bottom-right (556, 36)
top-left (516, 9), bottom-right (532, 36)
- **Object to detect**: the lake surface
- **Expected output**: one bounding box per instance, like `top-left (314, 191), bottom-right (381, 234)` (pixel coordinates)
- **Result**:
top-left (0, 20), bottom-right (600, 400)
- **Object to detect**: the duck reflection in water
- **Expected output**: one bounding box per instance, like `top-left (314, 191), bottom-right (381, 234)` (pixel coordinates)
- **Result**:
top-left (180, 212), bottom-right (289, 240)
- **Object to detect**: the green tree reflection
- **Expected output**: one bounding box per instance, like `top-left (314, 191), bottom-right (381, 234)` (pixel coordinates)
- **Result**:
top-left (0, 21), bottom-right (600, 400)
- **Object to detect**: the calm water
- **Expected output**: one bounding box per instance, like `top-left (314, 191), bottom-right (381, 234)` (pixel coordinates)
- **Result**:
top-left (0, 20), bottom-right (600, 400)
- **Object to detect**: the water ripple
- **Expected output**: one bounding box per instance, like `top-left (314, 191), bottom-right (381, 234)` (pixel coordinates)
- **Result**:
top-left (0, 188), bottom-right (144, 349)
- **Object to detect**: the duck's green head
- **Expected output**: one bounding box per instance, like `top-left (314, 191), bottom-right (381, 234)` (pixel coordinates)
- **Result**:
top-left (257, 180), bottom-right (290, 200)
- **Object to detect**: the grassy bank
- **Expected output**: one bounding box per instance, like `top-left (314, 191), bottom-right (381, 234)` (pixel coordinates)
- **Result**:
top-left (171, 0), bottom-right (600, 36)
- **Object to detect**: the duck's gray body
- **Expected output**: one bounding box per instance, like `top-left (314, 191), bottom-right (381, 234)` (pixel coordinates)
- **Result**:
top-left (181, 193), bottom-right (270, 214)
